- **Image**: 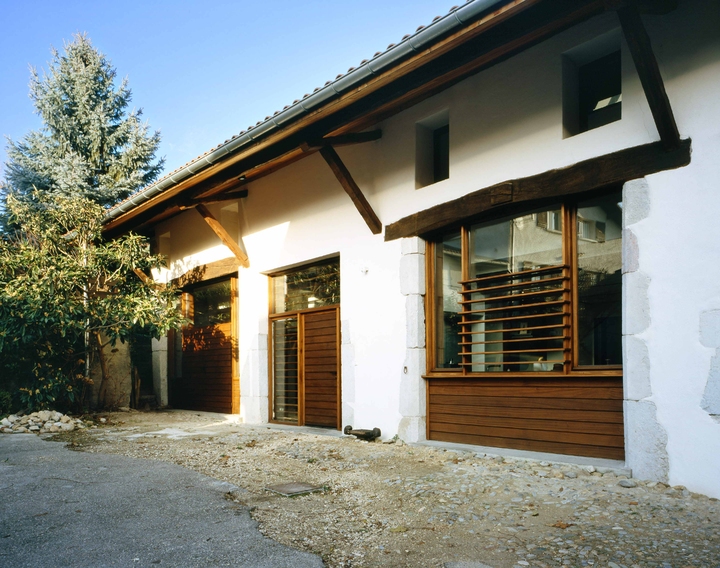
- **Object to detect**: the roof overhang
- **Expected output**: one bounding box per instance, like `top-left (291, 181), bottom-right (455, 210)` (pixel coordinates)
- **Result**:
top-left (102, 0), bottom-right (674, 238)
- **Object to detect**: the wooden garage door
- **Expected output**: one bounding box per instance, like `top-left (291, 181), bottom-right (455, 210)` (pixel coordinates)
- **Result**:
top-left (175, 278), bottom-right (239, 414)
top-left (303, 309), bottom-right (339, 428)
top-left (427, 376), bottom-right (624, 460)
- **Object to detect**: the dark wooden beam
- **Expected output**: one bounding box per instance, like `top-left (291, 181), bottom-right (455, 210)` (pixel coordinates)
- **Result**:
top-left (385, 138), bottom-right (691, 241)
top-left (616, 3), bottom-right (680, 150)
top-left (179, 189), bottom-right (249, 210)
top-left (303, 130), bottom-right (382, 152)
top-left (195, 204), bottom-right (250, 267)
top-left (319, 145), bottom-right (382, 234)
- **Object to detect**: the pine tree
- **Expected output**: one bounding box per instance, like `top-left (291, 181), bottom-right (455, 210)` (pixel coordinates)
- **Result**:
top-left (2, 33), bottom-right (163, 219)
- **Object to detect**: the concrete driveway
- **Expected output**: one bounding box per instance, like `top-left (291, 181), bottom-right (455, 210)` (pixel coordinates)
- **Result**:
top-left (0, 434), bottom-right (323, 567)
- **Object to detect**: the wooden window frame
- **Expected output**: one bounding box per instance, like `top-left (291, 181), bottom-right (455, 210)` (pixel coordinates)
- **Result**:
top-left (267, 258), bottom-right (341, 426)
top-left (426, 196), bottom-right (622, 379)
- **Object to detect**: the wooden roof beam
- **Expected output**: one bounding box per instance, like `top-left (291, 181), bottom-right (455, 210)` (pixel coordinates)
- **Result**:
top-left (385, 138), bottom-right (691, 240)
top-left (195, 204), bottom-right (250, 267)
top-left (319, 145), bottom-right (382, 235)
top-left (615, 2), bottom-right (681, 150)
top-left (179, 189), bottom-right (249, 210)
top-left (302, 130), bottom-right (382, 152)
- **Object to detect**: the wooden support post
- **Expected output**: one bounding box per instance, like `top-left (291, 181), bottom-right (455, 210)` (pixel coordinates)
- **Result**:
top-left (617, 3), bottom-right (680, 150)
top-left (195, 204), bottom-right (250, 267)
top-left (319, 145), bottom-right (382, 235)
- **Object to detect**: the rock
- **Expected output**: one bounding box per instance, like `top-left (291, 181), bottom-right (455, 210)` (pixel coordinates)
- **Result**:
top-left (618, 479), bottom-right (637, 488)
top-left (61, 415), bottom-right (72, 424)
top-left (564, 471), bottom-right (577, 479)
top-left (584, 465), bottom-right (596, 473)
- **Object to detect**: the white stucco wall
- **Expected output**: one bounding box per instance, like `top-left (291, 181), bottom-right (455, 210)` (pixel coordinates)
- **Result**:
top-left (152, 0), bottom-right (720, 496)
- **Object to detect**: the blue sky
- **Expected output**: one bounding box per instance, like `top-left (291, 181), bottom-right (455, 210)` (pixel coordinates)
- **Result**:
top-left (0, 0), bottom-right (456, 178)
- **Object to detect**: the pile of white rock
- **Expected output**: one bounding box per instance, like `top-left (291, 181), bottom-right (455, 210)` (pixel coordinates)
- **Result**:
top-left (0, 410), bottom-right (86, 434)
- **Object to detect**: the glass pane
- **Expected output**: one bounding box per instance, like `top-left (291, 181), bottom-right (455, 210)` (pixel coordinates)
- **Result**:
top-left (272, 259), bottom-right (340, 313)
top-left (272, 317), bottom-right (298, 423)
top-left (469, 211), bottom-right (563, 277)
top-left (465, 210), bottom-right (565, 372)
top-left (435, 232), bottom-right (462, 368)
top-left (577, 193), bottom-right (622, 366)
top-left (192, 280), bottom-right (232, 327)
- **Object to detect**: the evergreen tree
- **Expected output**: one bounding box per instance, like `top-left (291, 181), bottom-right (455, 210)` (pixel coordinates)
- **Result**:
top-left (2, 33), bottom-right (163, 220)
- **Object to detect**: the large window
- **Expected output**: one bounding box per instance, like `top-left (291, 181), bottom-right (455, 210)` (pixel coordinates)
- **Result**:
top-left (429, 192), bottom-right (622, 374)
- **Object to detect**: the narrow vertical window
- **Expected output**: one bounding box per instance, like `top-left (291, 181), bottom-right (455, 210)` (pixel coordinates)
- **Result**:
top-left (576, 195), bottom-right (623, 366)
top-left (434, 231), bottom-right (462, 368)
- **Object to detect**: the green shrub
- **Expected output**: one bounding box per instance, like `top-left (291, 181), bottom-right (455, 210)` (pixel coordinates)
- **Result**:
top-left (0, 390), bottom-right (13, 416)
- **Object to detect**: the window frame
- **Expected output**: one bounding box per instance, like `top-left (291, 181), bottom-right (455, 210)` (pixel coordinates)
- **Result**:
top-left (426, 197), bottom-right (622, 378)
top-left (267, 257), bottom-right (341, 426)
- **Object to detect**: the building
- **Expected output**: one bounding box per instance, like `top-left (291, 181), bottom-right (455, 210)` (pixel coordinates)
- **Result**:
top-left (103, 0), bottom-right (720, 498)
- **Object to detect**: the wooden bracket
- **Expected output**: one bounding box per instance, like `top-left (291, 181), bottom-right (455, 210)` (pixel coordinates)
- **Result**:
top-left (319, 145), bottom-right (382, 235)
top-left (195, 204), bottom-right (250, 267)
top-left (616, 3), bottom-right (681, 150)
top-left (133, 268), bottom-right (152, 284)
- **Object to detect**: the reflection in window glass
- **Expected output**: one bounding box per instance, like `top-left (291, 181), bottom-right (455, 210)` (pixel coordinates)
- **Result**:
top-left (192, 280), bottom-right (232, 327)
top-left (465, 209), bottom-right (565, 372)
top-left (577, 194), bottom-right (622, 365)
top-left (272, 259), bottom-right (340, 314)
top-left (435, 232), bottom-right (462, 368)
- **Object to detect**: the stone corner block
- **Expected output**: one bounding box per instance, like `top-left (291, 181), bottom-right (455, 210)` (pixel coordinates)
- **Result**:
top-left (623, 335), bottom-right (651, 400)
top-left (624, 399), bottom-right (669, 483)
top-left (400, 253), bottom-right (426, 296)
top-left (401, 237), bottom-right (426, 256)
top-left (622, 228), bottom-right (639, 274)
top-left (406, 295), bottom-right (426, 349)
top-left (623, 271), bottom-right (650, 336)
top-left (398, 416), bottom-right (427, 443)
top-left (623, 178), bottom-right (650, 226)
top-left (700, 310), bottom-right (720, 349)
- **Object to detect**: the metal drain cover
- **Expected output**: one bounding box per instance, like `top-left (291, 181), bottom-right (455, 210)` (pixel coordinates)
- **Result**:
top-left (265, 482), bottom-right (324, 497)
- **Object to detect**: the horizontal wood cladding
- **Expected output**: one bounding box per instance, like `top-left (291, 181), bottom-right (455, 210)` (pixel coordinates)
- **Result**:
top-left (385, 139), bottom-right (691, 241)
top-left (303, 309), bottom-right (339, 429)
top-left (178, 322), bottom-right (237, 414)
top-left (427, 376), bottom-right (624, 460)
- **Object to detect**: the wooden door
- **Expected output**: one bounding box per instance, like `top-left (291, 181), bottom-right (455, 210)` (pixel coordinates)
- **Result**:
top-left (176, 278), bottom-right (239, 414)
top-left (302, 309), bottom-right (339, 428)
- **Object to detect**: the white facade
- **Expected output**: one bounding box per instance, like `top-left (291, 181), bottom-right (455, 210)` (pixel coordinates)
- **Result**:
top-left (150, 1), bottom-right (720, 498)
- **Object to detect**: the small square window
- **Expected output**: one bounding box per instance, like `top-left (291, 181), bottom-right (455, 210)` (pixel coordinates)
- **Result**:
top-left (563, 32), bottom-right (622, 138)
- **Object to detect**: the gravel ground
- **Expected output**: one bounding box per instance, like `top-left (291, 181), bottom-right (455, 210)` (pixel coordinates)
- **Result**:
top-left (41, 409), bottom-right (720, 568)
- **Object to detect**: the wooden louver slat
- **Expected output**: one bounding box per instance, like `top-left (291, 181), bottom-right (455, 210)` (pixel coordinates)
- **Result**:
top-left (460, 264), bottom-right (570, 372)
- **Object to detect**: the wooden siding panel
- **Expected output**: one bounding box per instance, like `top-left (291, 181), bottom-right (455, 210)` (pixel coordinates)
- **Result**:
top-left (427, 377), bottom-right (624, 459)
top-left (303, 309), bottom-right (339, 428)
